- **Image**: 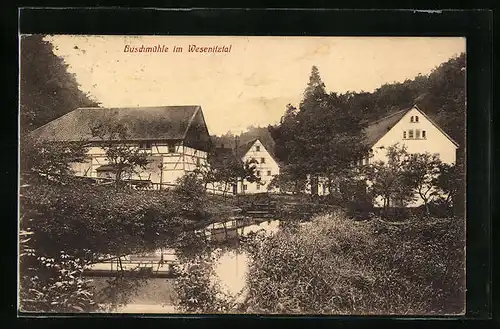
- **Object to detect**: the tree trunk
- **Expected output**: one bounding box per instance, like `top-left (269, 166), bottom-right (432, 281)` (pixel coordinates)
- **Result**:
top-left (115, 170), bottom-right (123, 189)
top-left (423, 198), bottom-right (430, 218)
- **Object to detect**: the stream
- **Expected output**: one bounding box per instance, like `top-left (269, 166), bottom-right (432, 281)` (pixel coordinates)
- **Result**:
top-left (87, 218), bottom-right (282, 313)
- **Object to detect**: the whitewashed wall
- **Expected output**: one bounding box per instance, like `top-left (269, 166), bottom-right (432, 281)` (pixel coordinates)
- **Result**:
top-left (69, 141), bottom-right (207, 188)
top-left (237, 140), bottom-right (280, 194)
top-left (371, 107), bottom-right (457, 165)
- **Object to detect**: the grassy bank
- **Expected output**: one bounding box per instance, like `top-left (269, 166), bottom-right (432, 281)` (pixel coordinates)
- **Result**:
top-left (243, 211), bottom-right (465, 315)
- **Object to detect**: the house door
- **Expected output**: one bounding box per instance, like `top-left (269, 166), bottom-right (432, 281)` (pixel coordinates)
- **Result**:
top-left (310, 176), bottom-right (319, 196)
top-left (232, 184), bottom-right (238, 195)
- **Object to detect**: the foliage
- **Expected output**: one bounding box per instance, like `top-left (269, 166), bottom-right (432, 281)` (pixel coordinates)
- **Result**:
top-left (19, 229), bottom-right (100, 313)
top-left (242, 211), bottom-right (465, 315)
top-left (434, 162), bottom-right (462, 211)
top-left (90, 122), bottom-right (151, 184)
top-left (173, 172), bottom-right (209, 217)
top-left (173, 250), bottom-right (237, 313)
top-left (20, 181), bottom-right (204, 261)
top-left (267, 164), bottom-right (307, 194)
top-left (20, 34), bottom-right (99, 133)
top-left (403, 152), bottom-right (443, 216)
top-left (363, 144), bottom-right (416, 212)
top-left (210, 126), bottom-right (275, 156)
top-left (197, 147), bottom-right (260, 197)
top-left (269, 66), bottom-right (368, 190)
top-left (20, 134), bottom-right (89, 185)
top-left (19, 175), bottom-right (214, 311)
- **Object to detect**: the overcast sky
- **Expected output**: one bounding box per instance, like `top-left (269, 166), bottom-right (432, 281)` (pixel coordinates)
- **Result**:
top-left (46, 35), bottom-right (465, 136)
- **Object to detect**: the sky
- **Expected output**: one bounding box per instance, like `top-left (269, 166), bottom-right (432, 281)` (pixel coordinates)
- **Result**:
top-left (45, 35), bottom-right (465, 136)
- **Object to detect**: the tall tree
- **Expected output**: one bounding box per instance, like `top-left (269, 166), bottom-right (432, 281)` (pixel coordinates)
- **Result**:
top-left (20, 35), bottom-right (99, 133)
top-left (300, 65), bottom-right (327, 110)
top-left (273, 66), bottom-right (367, 194)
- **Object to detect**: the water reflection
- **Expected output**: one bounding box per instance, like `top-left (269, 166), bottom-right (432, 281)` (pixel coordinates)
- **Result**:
top-left (87, 218), bottom-right (282, 311)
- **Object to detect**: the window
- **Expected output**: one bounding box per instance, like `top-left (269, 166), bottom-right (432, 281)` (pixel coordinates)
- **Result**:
top-left (416, 129), bottom-right (421, 139)
top-left (167, 143), bottom-right (176, 153)
top-left (243, 185), bottom-right (247, 191)
top-left (196, 158), bottom-right (201, 166)
top-left (415, 116), bottom-right (419, 122)
top-left (256, 184), bottom-right (261, 190)
top-left (422, 130), bottom-right (426, 138)
top-left (267, 170), bottom-right (272, 176)
top-left (403, 131), bottom-right (407, 139)
top-left (139, 142), bottom-right (152, 150)
top-left (408, 129), bottom-right (414, 139)
top-left (261, 157), bottom-right (265, 164)
top-left (256, 170), bottom-right (261, 177)
top-left (256, 145), bottom-right (260, 152)
top-left (410, 116), bottom-right (414, 122)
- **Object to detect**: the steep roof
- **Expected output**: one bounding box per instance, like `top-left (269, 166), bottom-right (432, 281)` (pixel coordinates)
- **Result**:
top-left (236, 139), bottom-right (257, 158)
top-left (363, 105), bottom-right (459, 148)
top-left (236, 138), bottom-right (281, 165)
top-left (30, 105), bottom-right (204, 142)
top-left (363, 109), bottom-right (410, 147)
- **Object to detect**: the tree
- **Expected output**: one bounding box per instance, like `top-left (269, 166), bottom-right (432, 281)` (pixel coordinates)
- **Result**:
top-left (269, 104), bottom-right (299, 164)
top-left (434, 162), bottom-right (462, 211)
top-left (20, 134), bottom-right (89, 185)
top-left (267, 164), bottom-right (306, 195)
top-left (363, 144), bottom-right (416, 216)
top-left (271, 66), bottom-right (368, 196)
top-left (197, 147), bottom-right (260, 198)
top-left (403, 152), bottom-right (443, 217)
top-left (90, 122), bottom-right (151, 186)
top-left (20, 35), bottom-right (99, 133)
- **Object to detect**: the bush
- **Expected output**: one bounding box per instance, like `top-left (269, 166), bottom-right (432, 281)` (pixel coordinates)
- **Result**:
top-left (173, 249), bottom-right (238, 313)
top-left (242, 211), bottom-right (465, 315)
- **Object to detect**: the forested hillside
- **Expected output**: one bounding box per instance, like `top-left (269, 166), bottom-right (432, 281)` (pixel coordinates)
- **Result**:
top-left (273, 53), bottom-right (465, 160)
top-left (211, 53), bottom-right (465, 164)
top-left (210, 126), bottom-right (276, 155)
top-left (20, 35), bottom-right (99, 133)
top-left (342, 52), bottom-right (466, 150)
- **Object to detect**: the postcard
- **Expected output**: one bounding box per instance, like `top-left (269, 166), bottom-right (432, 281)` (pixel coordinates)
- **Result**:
top-left (19, 35), bottom-right (466, 315)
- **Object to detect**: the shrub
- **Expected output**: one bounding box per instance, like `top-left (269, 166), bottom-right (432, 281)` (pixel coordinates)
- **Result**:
top-left (242, 211), bottom-right (465, 315)
top-left (173, 248), bottom-right (238, 313)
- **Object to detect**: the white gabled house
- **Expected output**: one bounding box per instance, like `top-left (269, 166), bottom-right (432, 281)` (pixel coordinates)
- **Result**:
top-left (236, 139), bottom-right (281, 194)
top-left (361, 104), bottom-right (458, 166)
top-left (360, 104), bottom-right (459, 207)
top-left (303, 105), bottom-right (459, 207)
top-left (29, 105), bottom-right (211, 189)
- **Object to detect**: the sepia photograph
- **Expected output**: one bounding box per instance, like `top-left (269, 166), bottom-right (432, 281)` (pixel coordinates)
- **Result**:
top-left (19, 35), bottom-right (466, 315)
